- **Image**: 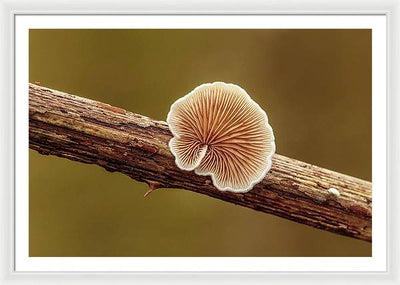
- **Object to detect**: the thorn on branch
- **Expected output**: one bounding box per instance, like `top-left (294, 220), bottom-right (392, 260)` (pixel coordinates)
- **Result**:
top-left (143, 180), bottom-right (162, 197)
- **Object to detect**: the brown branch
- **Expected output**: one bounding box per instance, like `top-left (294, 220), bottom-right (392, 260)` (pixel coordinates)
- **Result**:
top-left (28, 83), bottom-right (372, 242)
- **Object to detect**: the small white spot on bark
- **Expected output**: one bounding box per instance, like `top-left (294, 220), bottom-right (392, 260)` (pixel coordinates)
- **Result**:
top-left (328, 188), bottom-right (340, 197)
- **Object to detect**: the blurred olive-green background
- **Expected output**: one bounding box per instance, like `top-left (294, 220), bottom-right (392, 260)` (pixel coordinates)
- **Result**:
top-left (29, 29), bottom-right (371, 257)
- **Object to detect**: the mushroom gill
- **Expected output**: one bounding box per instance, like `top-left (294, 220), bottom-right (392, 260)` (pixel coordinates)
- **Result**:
top-left (167, 82), bottom-right (275, 193)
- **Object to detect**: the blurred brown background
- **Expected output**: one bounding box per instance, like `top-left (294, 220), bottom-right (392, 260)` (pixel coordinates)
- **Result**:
top-left (29, 29), bottom-right (371, 257)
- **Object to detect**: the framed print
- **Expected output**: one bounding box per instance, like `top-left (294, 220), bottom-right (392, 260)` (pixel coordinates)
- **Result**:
top-left (1, 0), bottom-right (399, 284)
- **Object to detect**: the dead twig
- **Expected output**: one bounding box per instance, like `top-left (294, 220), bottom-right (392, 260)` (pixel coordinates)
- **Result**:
top-left (29, 83), bottom-right (372, 242)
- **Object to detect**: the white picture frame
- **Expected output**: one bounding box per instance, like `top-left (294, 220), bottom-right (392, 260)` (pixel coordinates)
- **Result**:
top-left (1, 0), bottom-right (399, 284)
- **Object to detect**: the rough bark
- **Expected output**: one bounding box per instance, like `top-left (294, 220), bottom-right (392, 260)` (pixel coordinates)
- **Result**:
top-left (28, 83), bottom-right (372, 242)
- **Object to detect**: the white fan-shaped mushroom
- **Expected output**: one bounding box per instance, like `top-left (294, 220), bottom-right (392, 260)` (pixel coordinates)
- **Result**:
top-left (167, 82), bottom-right (275, 193)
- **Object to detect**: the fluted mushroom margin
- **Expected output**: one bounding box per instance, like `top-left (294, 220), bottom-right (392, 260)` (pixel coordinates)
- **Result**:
top-left (167, 82), bottom-right (276, 193)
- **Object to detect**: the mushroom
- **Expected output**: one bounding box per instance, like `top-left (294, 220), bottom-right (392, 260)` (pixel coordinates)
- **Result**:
top-left (167, 82), bottom-right (275, 193)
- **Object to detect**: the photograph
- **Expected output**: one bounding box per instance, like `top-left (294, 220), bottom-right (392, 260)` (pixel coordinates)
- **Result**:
top-left (28, 28), bottom-right (372, 258)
